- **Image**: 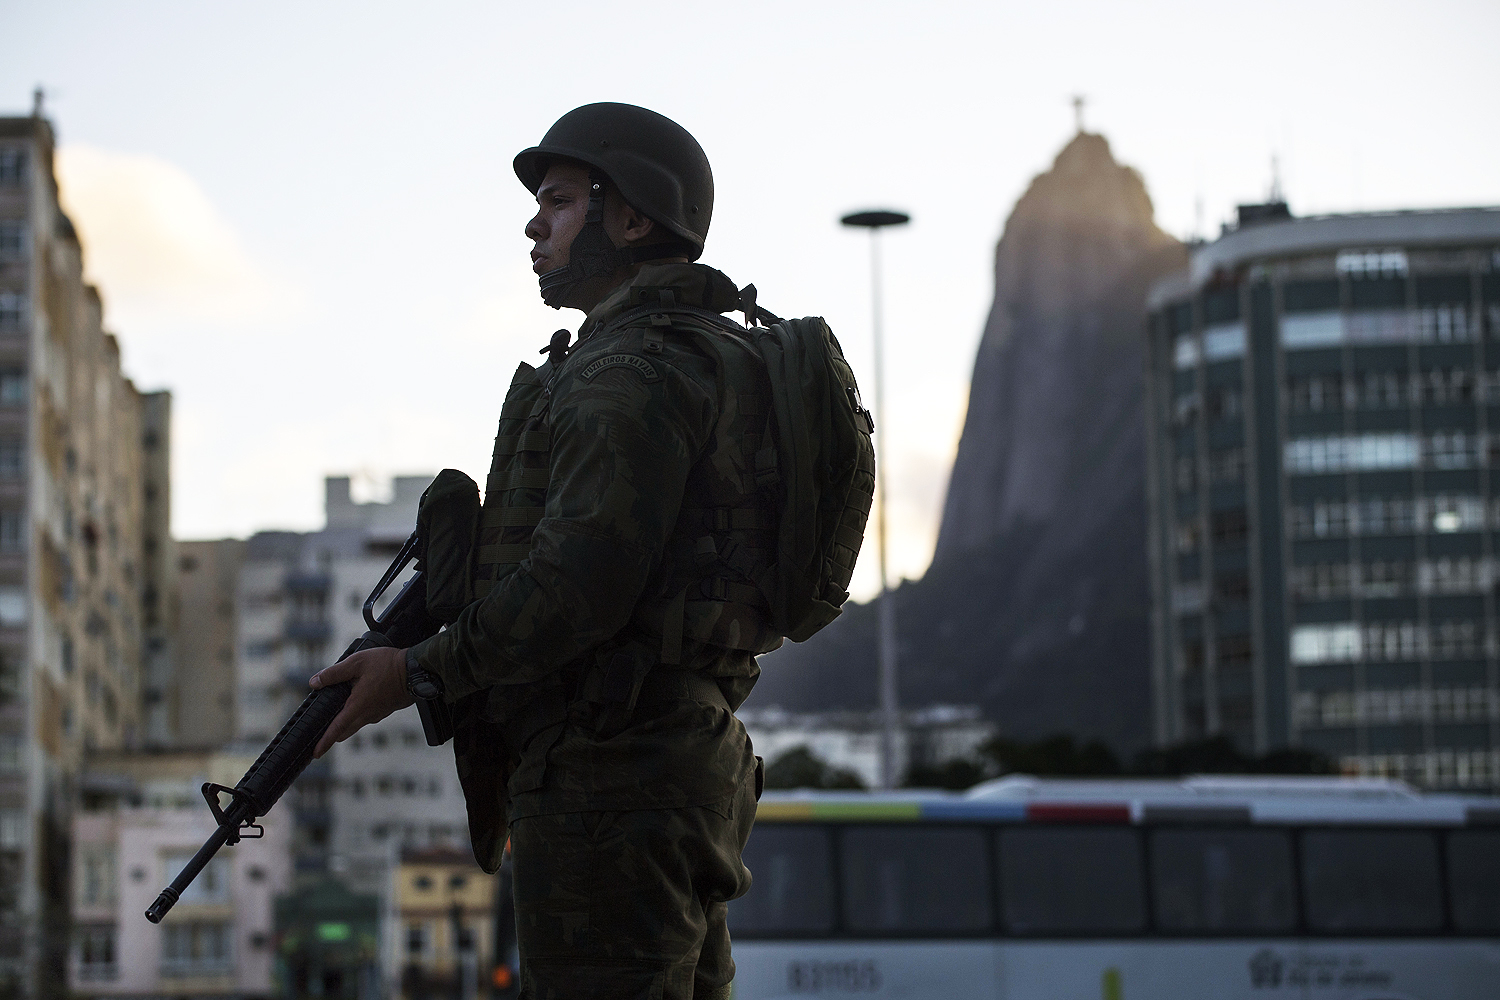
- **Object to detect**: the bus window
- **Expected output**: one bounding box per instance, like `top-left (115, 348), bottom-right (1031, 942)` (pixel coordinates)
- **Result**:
top-left (998, 826), bottom-right (1146, 934)
top-left (1446, 829), bottom-right (1500, 933)
top-left (730, 825), bottom-right (835, 935)
top-left (1149, 827), bottom-right (1297, 934)
top-left (840, 825), bottom-right (992, 934)
top-left (1300, 830), bottom-right (1443, 933)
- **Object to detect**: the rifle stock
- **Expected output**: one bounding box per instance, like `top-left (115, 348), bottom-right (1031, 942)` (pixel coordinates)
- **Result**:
top-left (146, 532), bottom-right (451, 923)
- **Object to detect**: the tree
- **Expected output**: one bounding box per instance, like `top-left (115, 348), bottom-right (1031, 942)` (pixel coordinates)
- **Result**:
top-left (762, 746), bottom-right (867, 790)
top-left (983, 734), bottom-right (1123, 777)
top-left (1133, 736), bottom-right (1332, 776)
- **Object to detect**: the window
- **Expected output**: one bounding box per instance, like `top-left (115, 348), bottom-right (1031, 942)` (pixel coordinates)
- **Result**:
top-left (78, 847), bottom-right (117, 907)
top-left (1173, 334), bottom-right (1199, 370)
top-left (0, 587), bottom-right (19, 626)
top-left (1447, 830), bottom-right (1500, 933)
top-left (1171, 390), bottom-right (1199, 427)
top-left (162, 852), bottom-right (229, 904)
top-left (0, 656), bottom-right (17, 703)
top-left (729, 825), bottom-right (834, 935)
top-left (1284, 434), bottom-right (1421, 475)
top-left (841, 826), bottom-right (991, 934)
top-left (76, 925), bottom-right (115, 979)
top-left (1202, 323), bottom-right (1246, 362)
top-left (1290, 623), bottom-right (1363, 665)
top-left (0, 808), bottom-right (23, 848)
top-left (1429, 431), bottom-right (1477, 470)
top-left (1173, 520), bottom-right (1201, 555)
top-left (0, 440), bottom-right (21, 478)
top-left (1175, 456), bottom-right (1196, 494)
top-left (1208, 448), bottom-right (1245, 485)
top-left (1283, 278), bottom-right (1340, 313)
top-left (0, 150), bottom-right (23, 186)
top-left (1207, 386), bottom-right (1241, 421)
top-left (1287, 374), bottom-right (1344, 413)
top-left (1337, 249), bottom-right (1407, 278)
top-left (406, 922), bottom-right (427, 956)
top-left (1210, 510), bottom-right (1248, 545)
top-left (161, 921), bottom-right (231, 974)
top-left (1150, 828), bottom-right (1295, 933)
top-left (0, 294), bottom-right (23, 332)
top-left (0, 224), bottom-right (22, 260)
top-left (1217, 634), bottom-right (1252, 667)
top-left (0, 370), bottom-right (22, 406)
top-left (0, 511), bottom-right (21, 553)
top-left (998, 826), bottom-right (1145, 934)
top-left (1281, 312), bottom-right (1342, 349)
top-left (1358, 371), bottom-right (1409, 408)
top-left (1300, 830), bottom-right (1442, 932)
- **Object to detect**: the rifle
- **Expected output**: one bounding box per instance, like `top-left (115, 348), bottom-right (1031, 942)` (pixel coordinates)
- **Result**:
top-left (145, 532), bottom-right (456, 923)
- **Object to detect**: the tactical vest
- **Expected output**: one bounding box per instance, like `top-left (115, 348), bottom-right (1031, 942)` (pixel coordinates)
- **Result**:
top-left (472, 316), bottom-right (782, 672)
top-left (472, 360), bottom-right (553, 601)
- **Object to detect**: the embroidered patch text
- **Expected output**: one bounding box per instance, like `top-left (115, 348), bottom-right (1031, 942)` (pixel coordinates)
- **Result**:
top-left (580, 354), bottom-right (660, 382)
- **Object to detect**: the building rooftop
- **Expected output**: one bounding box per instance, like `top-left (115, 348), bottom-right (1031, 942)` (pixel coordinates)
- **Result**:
top-left (1150, 205), bottom-right (1500, 307)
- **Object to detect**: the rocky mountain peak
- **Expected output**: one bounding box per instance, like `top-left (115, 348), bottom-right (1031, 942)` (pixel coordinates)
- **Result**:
top-left (936, 131), bottom-right (1181, 558)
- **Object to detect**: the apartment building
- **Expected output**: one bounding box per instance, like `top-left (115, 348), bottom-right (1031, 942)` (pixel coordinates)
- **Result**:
top-left (1145, 204), bottom-right (1500, 787)
top-left (0, 103), bottom-right (166, 996)
top-left (390, 846), bottom-right (498, 1000)
top-left (232, 476), bottom-right (469, 888)
top-left (171, 539), bottom-right (245, 749)
top-left (69, 749), bottom-right (289, 996)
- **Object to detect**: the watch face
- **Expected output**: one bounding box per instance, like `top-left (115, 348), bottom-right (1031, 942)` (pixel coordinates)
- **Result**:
top-left (410, 674), bottom-right (442, 701)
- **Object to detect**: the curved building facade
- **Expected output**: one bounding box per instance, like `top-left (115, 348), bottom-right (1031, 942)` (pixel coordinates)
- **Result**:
top-left (1145, 206), bottom-right (1500, 788)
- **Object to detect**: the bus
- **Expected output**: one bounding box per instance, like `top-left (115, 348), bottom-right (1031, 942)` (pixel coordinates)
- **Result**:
top-left (726, 776), bottom-right (1500, 999)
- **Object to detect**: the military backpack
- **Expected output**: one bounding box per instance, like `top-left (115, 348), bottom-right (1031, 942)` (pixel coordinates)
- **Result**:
top-left (414, 288), bottom-right (876, 649)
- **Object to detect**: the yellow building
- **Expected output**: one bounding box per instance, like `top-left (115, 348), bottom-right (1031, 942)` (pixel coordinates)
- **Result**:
top-left (392, 846), bottom-right (501, 998)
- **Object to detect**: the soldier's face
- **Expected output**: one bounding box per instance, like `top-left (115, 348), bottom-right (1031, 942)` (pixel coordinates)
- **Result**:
top-left (526, 162), bottom-right (592, 275)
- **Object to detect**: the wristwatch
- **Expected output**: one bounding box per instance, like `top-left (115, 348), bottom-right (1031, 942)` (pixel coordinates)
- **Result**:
top-left (405, 648), bottom-right (445, 702)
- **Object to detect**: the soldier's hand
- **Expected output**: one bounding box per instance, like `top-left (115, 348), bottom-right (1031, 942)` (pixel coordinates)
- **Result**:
top-left (309, 645), bottom-right (415, 758)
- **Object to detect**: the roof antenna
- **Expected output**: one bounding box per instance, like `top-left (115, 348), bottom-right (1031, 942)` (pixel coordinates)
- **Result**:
top-left (1071, 94), bottom-right (1086, 135)
top-left (1269, 153), bottom-right (1284, 204)
top-left (31, 86), bottom-right (44, 119)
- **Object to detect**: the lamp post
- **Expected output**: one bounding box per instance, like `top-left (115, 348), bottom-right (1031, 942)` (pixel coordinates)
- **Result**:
top-left (840, 208), bottom-right (910, 790)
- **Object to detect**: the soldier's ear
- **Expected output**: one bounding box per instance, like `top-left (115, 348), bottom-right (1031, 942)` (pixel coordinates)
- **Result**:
top-left (603, 190), bottom-right (657, 247)
top-left (615, 202), bottom-right (657, 246)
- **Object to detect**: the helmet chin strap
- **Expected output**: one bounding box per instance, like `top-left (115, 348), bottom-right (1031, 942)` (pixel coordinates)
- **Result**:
top-left (538, 170), bottom-right (690, 309)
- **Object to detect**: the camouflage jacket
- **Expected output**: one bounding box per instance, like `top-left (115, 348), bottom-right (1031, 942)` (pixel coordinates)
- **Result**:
top-left (410, 263), bottom-right (780, 830)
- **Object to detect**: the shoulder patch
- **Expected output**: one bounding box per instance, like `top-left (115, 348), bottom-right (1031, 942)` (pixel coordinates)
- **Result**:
top-left (579, 354), bottom-right (660, 382)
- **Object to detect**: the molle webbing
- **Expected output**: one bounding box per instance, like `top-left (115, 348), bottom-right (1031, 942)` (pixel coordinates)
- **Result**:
top-left (473, 362), bottom-right (552, 598)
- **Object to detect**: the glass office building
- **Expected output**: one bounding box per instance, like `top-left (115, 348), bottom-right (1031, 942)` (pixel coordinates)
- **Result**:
top-left (1145, 206), bottom-right (1500, 789)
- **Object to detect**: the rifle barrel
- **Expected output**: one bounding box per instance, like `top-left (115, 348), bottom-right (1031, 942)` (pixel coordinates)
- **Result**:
top-left (144, 820), bottom-right (236, 923)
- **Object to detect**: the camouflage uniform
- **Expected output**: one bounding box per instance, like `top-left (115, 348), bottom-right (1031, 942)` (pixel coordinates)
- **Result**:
top-left (410, 262), bottom-right (780, 999)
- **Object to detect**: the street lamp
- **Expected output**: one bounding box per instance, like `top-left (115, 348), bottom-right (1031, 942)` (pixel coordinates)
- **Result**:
top-left (840, 208), bottom-right (910, 790)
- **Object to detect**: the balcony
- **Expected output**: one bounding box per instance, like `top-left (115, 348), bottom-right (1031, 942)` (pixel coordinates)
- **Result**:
top-left (284, 619), bottom-right (332, 642)
top-left (284, 572), bottom-right (331, 593)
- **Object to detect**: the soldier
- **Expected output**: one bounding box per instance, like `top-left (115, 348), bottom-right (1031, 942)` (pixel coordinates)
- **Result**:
top-left (310, 103), bottom-right (785, 1000)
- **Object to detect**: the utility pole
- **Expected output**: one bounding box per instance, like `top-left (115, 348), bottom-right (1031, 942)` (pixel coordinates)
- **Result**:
top-left (841, 208), bottom-right (910, 789)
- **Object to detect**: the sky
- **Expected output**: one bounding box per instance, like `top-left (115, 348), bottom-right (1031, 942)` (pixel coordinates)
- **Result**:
top-left (2, 0), bottom-right (1498, 601)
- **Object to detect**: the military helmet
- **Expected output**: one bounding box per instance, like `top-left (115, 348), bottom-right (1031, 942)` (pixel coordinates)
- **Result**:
top-left (514, 102), bottom-right (713, 260)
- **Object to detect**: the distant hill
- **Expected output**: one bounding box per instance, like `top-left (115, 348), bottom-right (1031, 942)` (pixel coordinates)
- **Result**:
top-left (750, 132), bottom-right (1187, 755)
